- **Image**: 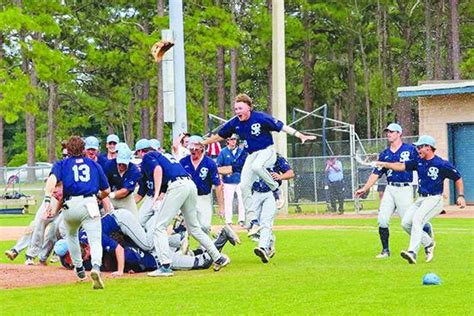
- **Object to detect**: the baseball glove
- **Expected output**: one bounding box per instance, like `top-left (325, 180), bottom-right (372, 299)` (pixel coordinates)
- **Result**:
top-left (150, 40), bottom-right (174, 63)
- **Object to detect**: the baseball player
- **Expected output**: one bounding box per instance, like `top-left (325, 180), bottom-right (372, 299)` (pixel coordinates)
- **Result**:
top-left (376, 135), bottom-right (465, 264)
top-left (149, 138), bottom-right (162, 152)
top-left (100, 134), bottom-right (119, 161)
top-left (84, 136), bottom-right (108, 169)
top-left (202, 93), bottom-right (315, 228)
top-left (141, 150), bottom-right (230, 277)
top-left (253, 154), bottom-right (294, 263)
top-left (180, 135), bottom-right (224, 234)
top-left (172, 132), bottom-right (191, 160)
top-left (355, 123), bottom-right (433, 259)
top-left (134, 139), bottom-right (159, 227)
top-left (103, 143), bottom-right (140, 215)
top-left (216, 134), bottom-right (246, 226)
top-left (44, 135), bottom-right (110, 289)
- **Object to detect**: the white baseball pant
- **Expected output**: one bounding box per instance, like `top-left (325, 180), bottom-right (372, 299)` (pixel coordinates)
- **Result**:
top-left (223, 183), bottom-right (245, 224)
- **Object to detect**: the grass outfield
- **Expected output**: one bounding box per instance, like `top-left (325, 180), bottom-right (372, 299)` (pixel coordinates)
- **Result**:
top-left (0, 217), bottom-right (473, 315)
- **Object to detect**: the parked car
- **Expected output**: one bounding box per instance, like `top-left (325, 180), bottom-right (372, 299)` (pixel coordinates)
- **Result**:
top-left (5, 162), bottom-right (53, 184)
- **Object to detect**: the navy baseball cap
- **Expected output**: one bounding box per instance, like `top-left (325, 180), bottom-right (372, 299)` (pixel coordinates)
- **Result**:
top-left (84, 136), bottom-right (99, 150)
top-left (413, 135), bottom-right (436, 149)
top-left (384, 123), bottom-right (403, 133)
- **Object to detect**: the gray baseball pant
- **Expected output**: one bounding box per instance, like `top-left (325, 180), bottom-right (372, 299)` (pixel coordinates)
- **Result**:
top-left (153, 179), bottom-right (221, 265)
top-left (401, 195), bottom-right (442, 254)
top-left (252, 191), bottom-right (276, 250)
top-left (63, 196), bottom-right (102, 269)
top-left (112, 208), bottom-right (153, 251)
top-left (240, 146), bottom-right (277, 225)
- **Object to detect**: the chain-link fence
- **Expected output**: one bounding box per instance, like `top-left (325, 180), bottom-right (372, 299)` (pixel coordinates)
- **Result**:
top-left (0, 165), bottom-right (52, 186)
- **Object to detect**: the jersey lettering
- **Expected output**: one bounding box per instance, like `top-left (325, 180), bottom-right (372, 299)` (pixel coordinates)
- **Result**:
top-left (199, 167), bottom-right (209, 180)
top-left (399, 151), bottom-right (410, 162)
top-left (251, 123), bottom-right (261, 136)
top-left (386, 169), bottom-right (393, 178)
top-left (163, 153), bottom-right (179, 164)
top-left (427, 167), bottom-right (439, 180)
top-left (72, 164), bottom-right (91, 182)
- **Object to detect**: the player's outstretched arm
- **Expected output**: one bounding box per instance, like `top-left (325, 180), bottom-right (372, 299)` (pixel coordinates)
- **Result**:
top-left (455, 178), bottom-right (466, 208)
top-left (201, 134), bottom-right (224, 146)
top-left (112, 244), bottom-right (125, 276)
top-left (281, 125), bottom-right (316, 143)
top-left (376, 161), bottom-right (405, 172)
top-left (355, 173), bottom-right (379, 197)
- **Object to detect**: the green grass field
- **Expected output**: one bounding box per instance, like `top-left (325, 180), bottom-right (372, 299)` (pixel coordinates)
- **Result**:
top-left (0, 216), bottom-right (473, 315)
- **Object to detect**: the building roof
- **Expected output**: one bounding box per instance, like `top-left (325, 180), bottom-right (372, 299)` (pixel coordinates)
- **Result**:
top-left (397, 81), bottom-right (474, 97)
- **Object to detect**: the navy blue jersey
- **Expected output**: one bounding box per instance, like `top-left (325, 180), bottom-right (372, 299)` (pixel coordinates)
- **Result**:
top-left (252, 155), bottom-right (292, 193)
top-left (97, 154), bottom-right (109, 170)
top-left (232, 150), bottom-right (249, 174)
top-left (373, 143), bottom-right (417, 183)
top-left (137, 176), bottom-right (155, 197)
top-left (141, 151), bottom-right (189, 189)
top-left (216, 147), bottom-right (244, 184)
top-left (123, 246), bottom-right (157, 272)
top-left (103, 159), bottom-right (141, 195)
top-left (405, 155), bottom-right (461, 195)
top-left (218, 111), bottom-right (284, 154)
top-left (51, 157), bottom-right (109, 199)
top-left (180, 156), bottom-right (220, 195)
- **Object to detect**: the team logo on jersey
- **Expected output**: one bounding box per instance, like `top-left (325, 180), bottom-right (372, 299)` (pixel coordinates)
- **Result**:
top-left (427, 167), bottom-right (439, 180)
top-left (199, 167), bottom-right (209, 180)
top-left (251, 123), bottom-right (261, 136)
top-left (399, 151), bottom-right (410, 162)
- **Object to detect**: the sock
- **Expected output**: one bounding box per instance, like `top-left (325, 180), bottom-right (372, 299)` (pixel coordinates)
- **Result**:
top-left (379, 227), bottom-right (389, 251)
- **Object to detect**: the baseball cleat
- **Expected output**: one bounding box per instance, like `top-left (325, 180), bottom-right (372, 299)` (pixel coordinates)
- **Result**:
top-left (147, 266), bottom-right (174, 277)
top-left (247, 225), bottom-right (261, 238)
top-left (5, 249), bottom-right (18, 261)
top-left (25, 256), bottom-right (35, 266)
top-left (425, 242), bottom-right (436, 263)
top-left (91, 269), bottom-right (105, 289)
top-left (75, 266), bottom-right (87, 281)
top-left (223, 224), bottom-right (241, 245)
top-left (213, 254), bottom-right (231, 272)
top-left (400, 250), bottom-right (417, 264)
top-left (268, 247), bottom-right (276, 258)
top-left (50, 255), bottom-right (60, 263)
top-left (254, 247), bottom-right (269, 263)
top-left (375, 250), bottom-right (390, 259)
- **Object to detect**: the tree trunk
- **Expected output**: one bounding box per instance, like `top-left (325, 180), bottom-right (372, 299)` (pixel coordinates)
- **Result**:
top-left (346, 30), bottom-right (357, 126)
top-left (47, 83), bottom-right (58, 162)
top-left (0, 33), bottom-right (4, 181)
top-left (229, 47), bottom-right (238, 109)
top-left (358, 31), bottom-right (371, 138)
top-left (126, 86), bottom-right (137, 147)
top-left (155, 0), bottom-right (164, 141)
top-left (216, 46), bottom-right (226, 118)
top-left (446, 3), bottom-right (453, 79)
top-left (433, 0), bottom-right (444, 79)
top-left (425, 0), bottom-right (434, 79)
top-left (141, 80), bottom-right (151, 138)
top-left (203, 75), bottom-right (209, 132)
top-left (395, 2), bottom-right (415, 136)
top-left (450, 0), bottom-right (460, 79)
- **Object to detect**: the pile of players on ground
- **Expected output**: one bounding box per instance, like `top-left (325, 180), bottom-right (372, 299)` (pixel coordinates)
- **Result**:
top-left (4, 132), bottom-right (293, 280)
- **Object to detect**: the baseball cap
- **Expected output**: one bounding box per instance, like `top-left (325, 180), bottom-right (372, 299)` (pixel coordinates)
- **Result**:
top-left (54, 239), bottom-right (68, 256)
top-left (84, 136), bottom-right (99, 150)
top-left (150, 139), bottom-right (161, 150)
top-left (422, 273), bottom-right (441, 285)
top-left (135, 138), bottom-right (151, 152)
top-left (188, 135), bottom-right (204, 150)
top-left (116, 145), bottom-right (132, 165)
top-left (384, 123), bottom-right (403, 133)
top-left (413, 135), bottom-right (436, 148)
top-left (106, 134), bottom-right (120, 144)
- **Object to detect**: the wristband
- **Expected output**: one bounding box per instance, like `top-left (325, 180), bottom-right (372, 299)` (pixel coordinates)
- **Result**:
top-left (458, 194), bottom-right (464, 198)
top-left (44, 195), bottom-right (51, 203)
top-left (109, 192), bottom-right (116, 199)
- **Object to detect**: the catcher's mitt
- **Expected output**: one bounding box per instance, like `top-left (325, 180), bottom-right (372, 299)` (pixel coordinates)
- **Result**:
top-left (151, 40), bottom-right (174, 63)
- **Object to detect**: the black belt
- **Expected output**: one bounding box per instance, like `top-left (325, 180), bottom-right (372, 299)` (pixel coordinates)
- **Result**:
top-left (171, 176), bottom-right (190, 183)
top-left (64, 193), bottom-right (94, 202)
top-left (419, 193), bottom-right (440, 197)
top-left (388, 182), bottom-right (410, 187)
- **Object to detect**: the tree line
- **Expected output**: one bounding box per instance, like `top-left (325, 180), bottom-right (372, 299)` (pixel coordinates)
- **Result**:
top-left (0, 0), bottom-right (472, 167)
